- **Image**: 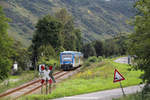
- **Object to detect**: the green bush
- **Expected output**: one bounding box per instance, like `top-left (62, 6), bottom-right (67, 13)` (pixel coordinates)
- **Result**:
top-left (38, 57), bottom-right (60, 70)
top-left (12, 67), bottom-right (22, 75)
top-left (84, 61), bottom-right (91, 67)
top-left (87, 56), bottom-right (98, 63)
top-left (98, 56), bottom-right (103, 62)
top-left (83, 56), bottom-right (103, 68)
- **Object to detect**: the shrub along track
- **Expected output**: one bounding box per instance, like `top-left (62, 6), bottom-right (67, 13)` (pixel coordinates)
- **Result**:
top-left (0, 69), bottom-right (77, 100)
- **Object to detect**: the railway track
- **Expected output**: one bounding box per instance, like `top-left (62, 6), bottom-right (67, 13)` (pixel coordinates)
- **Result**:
top-left (0, 70), bottom-right (71, 100)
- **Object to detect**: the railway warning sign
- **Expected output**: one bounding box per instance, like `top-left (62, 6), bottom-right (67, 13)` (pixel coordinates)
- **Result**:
top-left (113, 69), bottom-right (125, 83)
top-left (41, 67), bottom-right (52, 84)
top-left (39, 65), bottom-right (55, 94)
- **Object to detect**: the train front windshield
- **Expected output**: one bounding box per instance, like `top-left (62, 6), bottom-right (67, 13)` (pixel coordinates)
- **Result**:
top-left (62, 53), bottom-right (73, 63)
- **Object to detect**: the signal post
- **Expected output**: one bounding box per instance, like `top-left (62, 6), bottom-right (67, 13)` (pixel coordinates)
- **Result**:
top-left (39, 65), bottom-right (55, 94)
top-left (113, 69), bottom-right (126, 96)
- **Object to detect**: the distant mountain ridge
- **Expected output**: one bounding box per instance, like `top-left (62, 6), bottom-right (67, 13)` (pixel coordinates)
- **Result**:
top-left (0, 0), bottom-right (135, 46)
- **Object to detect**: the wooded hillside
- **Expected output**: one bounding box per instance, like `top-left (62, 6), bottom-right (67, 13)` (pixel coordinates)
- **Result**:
top-left (0, 0), bottom-right (135, 46)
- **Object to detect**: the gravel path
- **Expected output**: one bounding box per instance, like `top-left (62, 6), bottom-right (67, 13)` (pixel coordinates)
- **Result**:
top-left (114, 57), bottom-right (128, 64)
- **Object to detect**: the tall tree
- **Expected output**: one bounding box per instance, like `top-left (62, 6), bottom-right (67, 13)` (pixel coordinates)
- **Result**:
top-left (74, 29), bottom-right (83, 51)
top-left (11, 41), bottom-right (31, 71)
top-left (0, 6), bottom-right (13, 80)
top-left (33, 15), bottom-right (63, 49)
top-left (114, 32), bottom-right (128, 55)
top-left (82, 43), bottom-right (96, 58)
top-left (128, 0), bottom-right (150, 85)
top-left (31, 15), bottom-right (63, 69)
top-left (103, 39), bottom-right (118, 57)
top-left (55, 8), bottom-right (78, 51)
top-left (93, 40), bottom-right (103, 57)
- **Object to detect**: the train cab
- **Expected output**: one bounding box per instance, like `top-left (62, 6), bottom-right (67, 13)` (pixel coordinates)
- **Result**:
top-left (60, 51), bottom-right (83, 70)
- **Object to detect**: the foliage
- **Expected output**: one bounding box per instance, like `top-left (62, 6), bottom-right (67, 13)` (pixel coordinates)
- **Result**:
top-left (0, 6), bottom-right (13, 80)
top-left (87, 56), bottom-right (98, 63)
top-left (74, 29), bottom-right (83, 51)
top-left (93, 40), bottom-right (103, 57)
top-left (82, 43), bottom-right (96, 58)
top-left (38, 57), bottom-right (60, 70)
top-left (83, 61), bottom-right (91, 67)
top-left (83, 56), bottom-right (102, 67)
top-left (31, 15), bottom-right (63, 69)
top-left (113, 32), bottom-right (129, 55)
top-left (11, 40), bottom-right (31, 71)
top-left (33, 15), bottom-right (63, 49)
top-left (55, 8), bottom-right (83, 51)
top-left (128, 0), bottom-right (150, 85)
top-left (98, 56), bottom-right (103, 62)
top-left (82, 33), bottom-right (128, 58)
top-left (38, 45), bottom-right (56, 59)
top-left (103, 33), bottom-right (129, 57)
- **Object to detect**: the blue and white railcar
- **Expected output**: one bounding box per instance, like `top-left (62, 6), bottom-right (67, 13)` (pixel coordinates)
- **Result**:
top-left (60, 51), bottom-right (83, 70)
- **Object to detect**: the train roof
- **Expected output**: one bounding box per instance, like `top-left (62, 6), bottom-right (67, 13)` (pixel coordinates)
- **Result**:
top-left (61, 51), bottom-right (82, 54)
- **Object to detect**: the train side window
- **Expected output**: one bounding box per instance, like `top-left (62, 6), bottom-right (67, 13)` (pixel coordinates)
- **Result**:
top-left (76, 55), bottom-right (79, 63)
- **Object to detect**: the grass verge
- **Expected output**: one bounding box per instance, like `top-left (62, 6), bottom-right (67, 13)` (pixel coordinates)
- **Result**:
top-left (0, 71), bottom-right (37, 94)
top-left (21, 57), bottom-right (143, 100)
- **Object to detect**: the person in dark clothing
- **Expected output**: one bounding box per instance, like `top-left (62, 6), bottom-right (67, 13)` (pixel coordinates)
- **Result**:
top-left (49, 63), bottom-right (56, 83)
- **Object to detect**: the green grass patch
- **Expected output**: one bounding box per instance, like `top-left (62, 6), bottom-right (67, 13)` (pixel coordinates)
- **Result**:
top-left (0, 71), bottom-right (37, 94)
top-left (22, 58), bottom-right (143, 100)
top-left (9, 75), bottom-right (19, 79)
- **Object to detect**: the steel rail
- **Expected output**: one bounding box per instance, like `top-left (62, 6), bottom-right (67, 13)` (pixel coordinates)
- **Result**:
top-left (14, 71), bottom-right (70, 100)
top-left (0, 66), bottom-right (80, 100)
top-left (0, 71), bottom-right (63, 98)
